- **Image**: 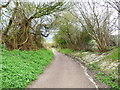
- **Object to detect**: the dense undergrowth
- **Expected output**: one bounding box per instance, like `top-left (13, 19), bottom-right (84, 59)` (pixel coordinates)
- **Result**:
top-left (1, 48), bottom-right (53, 88)
top-left (56, 47), bottom-right (119, 89)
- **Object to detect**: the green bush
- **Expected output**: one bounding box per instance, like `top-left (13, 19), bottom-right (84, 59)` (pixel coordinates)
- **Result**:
top-left (2, 49), bottom-right (53, 88)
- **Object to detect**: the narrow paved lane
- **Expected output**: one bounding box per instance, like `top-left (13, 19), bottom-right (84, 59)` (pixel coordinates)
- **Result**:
top-left (28, 49), bottom-right (96, 88)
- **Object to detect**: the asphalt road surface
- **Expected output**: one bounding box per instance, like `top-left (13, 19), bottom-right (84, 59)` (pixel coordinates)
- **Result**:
top-left (28, 49), bottom-right (97, 88)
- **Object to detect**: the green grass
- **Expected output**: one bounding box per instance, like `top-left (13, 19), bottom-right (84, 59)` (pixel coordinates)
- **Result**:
top-left (58, 48), bottom-right (72, 55)
top-left (88, 62), bottom-right (120, 89)
top-left (57, 48), bottom-right (92, 57)
top-left (87, 62), bottom-right (100, 71)
top-left (2, 48), bottom-right (53, 88)
top-left (77, 53), bottom-right (85, 57)
top-left (96, 72), bottom-right (120, 89)
top-left (104, 48), bottom-right (119, 61)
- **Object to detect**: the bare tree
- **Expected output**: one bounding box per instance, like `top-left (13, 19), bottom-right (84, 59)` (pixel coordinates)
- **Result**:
top-left (0, 0), bottom-right (11, 11)
top-left (106, 0), bottom-right (120, 29)
top-left (72, 1), bottom-right (113, 52)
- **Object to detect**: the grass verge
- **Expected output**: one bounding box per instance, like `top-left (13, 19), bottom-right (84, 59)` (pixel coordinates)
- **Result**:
top-left (57, 48), bottom-right (72, 55)
top-left (57, 47), bottom-right (119, 89)
top-left (96, 72), bottom-right (119, 89)
top-left (104, 47), bottom-right (119, 61)
top-left (2, 48), bottom-right (53, 88)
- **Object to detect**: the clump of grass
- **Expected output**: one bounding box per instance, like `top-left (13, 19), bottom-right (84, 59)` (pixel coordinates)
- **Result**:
top-left (58, 48), bottom-right (72, 55)
top-left (2, 48), bottom-right (53, 88)
top-left (75, 53), bottom-right (86, 57)
top-left (87, 62), bottom-right (100, 71)
top-left (105, 48), bottom-right (119, 61)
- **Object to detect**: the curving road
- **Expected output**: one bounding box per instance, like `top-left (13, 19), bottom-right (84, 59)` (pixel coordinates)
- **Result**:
top-left (27, 49), bottom-right (97, 88)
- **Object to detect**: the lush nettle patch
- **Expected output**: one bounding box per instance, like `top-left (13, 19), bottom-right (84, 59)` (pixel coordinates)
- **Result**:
top-left (2, 49), bottom-right (53, 88)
